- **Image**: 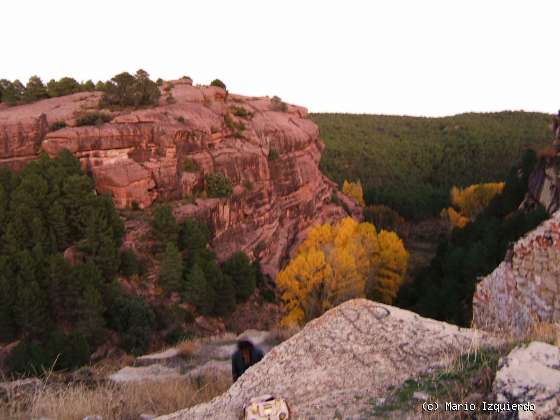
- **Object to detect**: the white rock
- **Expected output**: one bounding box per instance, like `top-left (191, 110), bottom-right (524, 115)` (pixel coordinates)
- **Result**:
top-left (494, 341), bottom-right (560, 419)
top-left (109, 364), bottom-right (182, 383)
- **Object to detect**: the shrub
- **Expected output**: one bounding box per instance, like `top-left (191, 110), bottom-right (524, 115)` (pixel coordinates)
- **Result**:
top-left (183, 158), bottom-right (199, 172)
top-left (7, 331), bottom-right (90, 375)
top-left (271, 96), bottom-right (288, 112)
top-left (230, 106), bottom-right (253, 118)
top-left (120, 249), bottom-right (140, 277)
top-left (363, 205), bottom-right (406, 233)
top-left (106, 291), bottom-right (156, 355)
top-left (342, 180), bottom-right (365, 206)
top-left (268, 149), bottom-right (279, 162)
top-left (49, 121), bottom-right (67, 132)
top-left (210, 79), bottom-right (226, 90)
top-left (206, 173), bottom-right (233, 198)
top-left (76, 112), bottom-right (112, 127)
top-left (176, 116), bottom-right (186, 124)
top-left (243, 179), bottom-right (253, 192)
top-left (131, 200), bottom-right (140, 211)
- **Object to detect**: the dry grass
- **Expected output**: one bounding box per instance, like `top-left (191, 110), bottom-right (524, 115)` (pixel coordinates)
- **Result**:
top-left (1, 374), bottom-right (230, 420)
top-left (526, 321), bottom-right (559, 346)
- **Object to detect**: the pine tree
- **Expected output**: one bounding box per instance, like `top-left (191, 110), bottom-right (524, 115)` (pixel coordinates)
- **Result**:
top-left (76, 285), bottom-right (106, 345)
top-left (151, 205), bottom-right (178, 244)
top-left (184, 264), bottom-right (212, 313)
top-left (14, 279), bottom-right (50, 337)
top-left (159, 242), bottom-right (184, 292)
top-left (0, 275), bottom-right (16, 341)
top-left (222, 252), bottom-right (256, 303)
top-left (23, 76), bottom-right (48, 103)
top-left (213, 274), bottom-right (236, 317)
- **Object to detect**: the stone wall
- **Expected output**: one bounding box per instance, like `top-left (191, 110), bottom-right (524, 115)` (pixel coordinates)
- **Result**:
top-left (473, 211), bottom-right (560, 335)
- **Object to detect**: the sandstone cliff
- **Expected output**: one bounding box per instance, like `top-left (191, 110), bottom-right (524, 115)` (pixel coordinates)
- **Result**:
top-left (0, 80), bottom-right (359, 274)
top-left (473, 210), bottom-right (560, 336)
top-left (158, 299), bottom-right (496, 420)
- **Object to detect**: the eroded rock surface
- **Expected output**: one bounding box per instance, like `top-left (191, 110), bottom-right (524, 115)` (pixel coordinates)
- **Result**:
top-left (158, 299), bottom-right (496, 420)
top-left (493, 341), bottom-right (560, 419)
top-left (473, 211), bottom-right (560, 336)
top-left (0, 81), bottom-right (358, 274)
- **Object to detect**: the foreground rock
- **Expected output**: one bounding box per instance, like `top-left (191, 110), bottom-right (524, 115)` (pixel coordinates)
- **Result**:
top-left (493, 341), bottom-right (560, 419)
top-left (473, 211), bottom-right (560, 336)
top-left (0, 81), bottom-right (359, 275)
top-left (158, 299), bottom-right (497, 420)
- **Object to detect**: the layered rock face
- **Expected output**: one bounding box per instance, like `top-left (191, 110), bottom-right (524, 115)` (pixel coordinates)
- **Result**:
top-left (0, 81), bottom-right (358, 274)
top-left (473, 211), bottom-right (560, 336)
top-left (158, 299), bottom-right (496, 420)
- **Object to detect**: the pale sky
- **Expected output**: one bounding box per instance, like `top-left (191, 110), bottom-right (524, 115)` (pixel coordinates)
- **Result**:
top-left (2, 0), bottom-right (559, 116)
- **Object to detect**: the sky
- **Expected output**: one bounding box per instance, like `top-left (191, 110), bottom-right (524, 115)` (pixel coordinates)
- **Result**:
top-left (2, 0), bottom-right (560, 116)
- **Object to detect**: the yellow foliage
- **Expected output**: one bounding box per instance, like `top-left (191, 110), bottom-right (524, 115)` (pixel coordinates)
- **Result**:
top-left (277, 217), bottom-right (408, 327)
top-left (442, 182), bottom-right (505, 228)
top-left (342, 180), bottom-right (365, 206)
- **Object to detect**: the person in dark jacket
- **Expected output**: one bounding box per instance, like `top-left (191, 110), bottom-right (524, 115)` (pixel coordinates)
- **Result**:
top-left (232, 339), bottom-right (264, 382)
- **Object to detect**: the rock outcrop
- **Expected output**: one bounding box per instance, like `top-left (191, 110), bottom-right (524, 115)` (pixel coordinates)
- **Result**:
top-left (473, 211), bottom-right (560, 336)
top-left (0, 81), bottom-right (359, 274)
top-left (158, 299), bottom-right (496, 420)
top-left (493, 341), bottom-right (560, 419)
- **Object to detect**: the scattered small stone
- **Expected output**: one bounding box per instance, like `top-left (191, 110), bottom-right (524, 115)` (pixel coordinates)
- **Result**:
top-left (412, 391), bottom-right (429, 401)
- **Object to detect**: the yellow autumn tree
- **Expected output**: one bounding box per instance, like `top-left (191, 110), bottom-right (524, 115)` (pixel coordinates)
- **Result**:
top-left (342, 180), bottom-right (365, 206)
top-left (277, 217), bottom-right (408, 327)
top-left (441, 182), bottom-right (505, 228)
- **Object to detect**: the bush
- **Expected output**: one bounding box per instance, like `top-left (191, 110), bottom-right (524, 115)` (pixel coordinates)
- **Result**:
top-left (106, 291), bottom-right (156, 355)
top-left (7, 331), bottom-right (90, 375)
top-left (183, 159), bottom-right (199, 172)
top-left (271, 96), bottom-right (288, 112)
top-left (230, 106), bottom-right (253, 118)
top-left (210, 79), bottom-right (226, 90)
top-left (176, 116), bottom-right (186, 124)
top-left (268, 149), bottom-right (279, 161)
top-left (206, 173), bottom-right (233, 198)
top-left (49, 121), bottom-right (67, 132)
top-left (120, 249), bottom-right (140, 277)
top-left (243, 179), bottom-right (253, 192)
top-left (363, 205), bottom-right (406, 233)
top-left (76, 112), bottom-right (112, 127)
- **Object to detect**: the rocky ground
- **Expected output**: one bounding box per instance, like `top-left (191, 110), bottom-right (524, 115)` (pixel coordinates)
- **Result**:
top-left (158, 299), bottom-right (502, 420)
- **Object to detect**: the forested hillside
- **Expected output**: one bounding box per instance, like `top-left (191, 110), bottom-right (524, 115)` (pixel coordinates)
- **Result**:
top-left (312, 112), bottom-right (551, 219)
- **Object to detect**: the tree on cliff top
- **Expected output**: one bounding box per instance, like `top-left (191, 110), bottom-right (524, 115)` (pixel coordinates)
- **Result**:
top-left (100, 69), bottom-right (160, 108)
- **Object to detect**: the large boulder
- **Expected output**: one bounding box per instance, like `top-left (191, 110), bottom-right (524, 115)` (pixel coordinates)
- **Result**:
top-left (473, 211), bottom-right (560, 336)
top-left (157, 299), bottom-right (498, 420)
top-left (493, 341), bottom-right (560, 419)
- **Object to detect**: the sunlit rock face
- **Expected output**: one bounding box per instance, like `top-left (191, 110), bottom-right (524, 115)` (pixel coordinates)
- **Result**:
top-left (0, 81), bottom-right (361, 275)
